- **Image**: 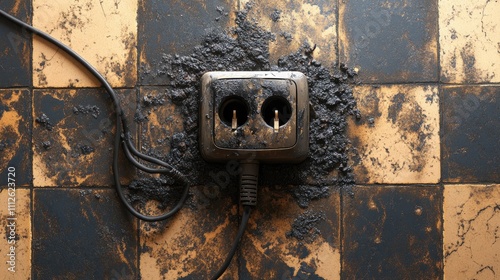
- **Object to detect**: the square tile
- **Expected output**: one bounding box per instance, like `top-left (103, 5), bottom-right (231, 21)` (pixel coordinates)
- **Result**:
top-left (32, 0), bottom-right (138, 87)
top-left (33, 189), bottom-right (138, 279)
top-left (0, 89), bottom-right (31, 187)
top-left (0, 0), bottom-right (31, 87)
top-left (442, 86), bottom-right (499, 183)
top-left (440, 0), bottom-right (500, 83)
top-left (342, 186), bottom-right (442, 279)
top-left (240, 0), bottom-right (337, 67)
top-left (240, 186), bottom-right (340, 279)
top-left (138, 0), bottom-right (237, 85)
top-left (444, 184), bottom-right (500, 279)
top-left (140, 196), bottom-right (238, 279)
top-left (32, 89), bottom-right (136, 187)
top-left (339, 0), bottom-right (438, 83)
top-left (348, 85), bottom-right (440, 184)
top-left (0, 189), bottom-right (31, 279)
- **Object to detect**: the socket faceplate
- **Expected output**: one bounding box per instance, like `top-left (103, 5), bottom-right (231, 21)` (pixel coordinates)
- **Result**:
top-left (200, 71), bottom-right (309, 163)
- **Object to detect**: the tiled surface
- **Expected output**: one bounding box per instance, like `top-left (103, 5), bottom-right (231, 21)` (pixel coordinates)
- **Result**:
top-left (0, 89), bottom-right (31, 187)
top-left (0, 189), bottom-right (31, 279)
top-left (240, 186), bottom-right (340, 279)
top-left (444, 184), bottom-right (500, 279)
top-left (339, 0), bottom-right (438, 83)
top-left (32, 88), bottom-right (136, 187)
top-left (33, 189), bottom-right (138, 279)
top-left (442, 86), bottom-right (499, 183)
top-left (241, 0), bottom-right (337, 67)
top-left (0, 0), bottom-right (31, 87)
top-left (0, 0), bottom-right (498, 279)
top-left (343, 186), bottom-right (442, 279)
top-left (348, 85), bottom-right (440, 184)
top-left (440, 0), bottom-right (500, 83)
top-left (32, 0), bottom-right (138, 87)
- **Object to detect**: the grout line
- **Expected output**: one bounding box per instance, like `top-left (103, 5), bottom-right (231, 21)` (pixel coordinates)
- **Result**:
top-left (439, 182), bottom-right (445, 280)
top-left (339, 187), bottom-right (344, 280)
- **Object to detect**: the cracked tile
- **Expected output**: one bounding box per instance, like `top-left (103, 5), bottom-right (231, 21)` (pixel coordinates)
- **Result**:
top-left (240, 0), bottom-right (337, 67)
top-left (0, 89), bottom-right (31, 187)
top-left (32, 0), bottom-right (138, 87)
top-left (339, 0), bottom-right (438, 83)
top-left (348, 85), bottom-right (440, 184)
top-left (32, 88), bottom-right (136, 187)
top-left (440, 0), bottom-right (500, 83)
top-left (444, 184), bottom-right (500, 279)
top-left (140, 196), bottom-right (238, 279)
top-left (343, 185), bottom-right (442, 279)
top-left (442, 85), bottom-right (499, 183)
top-left (239, 186), bottom-right (340, 279)
top-left (138, 0), bottom-right (237, 85)
top-left (0, 189), bottom-right (31, 279)
top-left (0, 0), bottom-right (31, 87)
top-left (33, 189), bottom-right (138, 279)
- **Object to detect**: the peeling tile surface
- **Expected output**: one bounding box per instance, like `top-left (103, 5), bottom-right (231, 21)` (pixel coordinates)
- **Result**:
top-left (32, 0), bottom-right (138, 87)
top-left (0, 189), bottom-right (31, 279)
top-left (240, 186), bottom-right (340, 280)
top-left (241, 0), bottom-right (337, 67)
top-left (140, 196), bottom-right (238, 279)
top-left (444, 184), bottom-right (500, 280)
top-left (348, 85), bottom-right (440, 184)
top-left (32, 89), bottom-right (136, 187)
top-left (0, 0), bottom-right (31, 87)
top-left (440, 0), bottom-right (500, 83)
top-left (442, 86), bottom-right (499, 183)
top-left (339, 0), bottom-right (438, 83)
top-left (0, 89), bottom-right (31, 187)
top-left (343, 186), bottom-right (442, 279)
top-left (33, 189), bottom-right (138, 279)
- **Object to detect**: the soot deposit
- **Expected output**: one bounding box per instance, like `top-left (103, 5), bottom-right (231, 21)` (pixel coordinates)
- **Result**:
top-left (130, 3), bottom-right (359, 213)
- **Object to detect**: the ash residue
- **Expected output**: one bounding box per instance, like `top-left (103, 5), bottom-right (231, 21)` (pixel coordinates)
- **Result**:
top-left (72, 105), bottom-right (101, 119)
top-left (142, 93), bottom-right (166, 107)
top-left (79, 144), bottom-right (94, 155)
top-left (270, 9), bottom-right (282, 22)
top-left (286, 210), bottom-right (325, 243)
top-left (134, 3), bottom-right (358, 208)
top-left (35, 113), bottom-right (54, 131)
top-left (280, 31), bottom-right (293, 42)
top-left (0, 140), bottom-right (6, 152)
top-left (292, 185), bottom-right (330, 208)
top-left (42, 141), bottom-right (52, 150)
top-left (127, 177), bottom-right (184, 210)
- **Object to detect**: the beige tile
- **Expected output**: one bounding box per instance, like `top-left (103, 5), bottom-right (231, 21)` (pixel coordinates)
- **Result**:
top-left (0, 189), bottom-right (31, 279)
top-left (240, 0), bottom-right (336, 66)
top-left (440, 0), bottom-right (500, 83)
top-left (444, 184), bottom-right (500, 279)
top-left (348, 85), bottom-right (440, 184)
top-left (32, 0), bottom-right (137, 87)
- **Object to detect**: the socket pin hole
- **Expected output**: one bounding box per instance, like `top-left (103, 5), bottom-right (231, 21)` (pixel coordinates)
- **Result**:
top-left (219, 96), bottom-right (249, 127)
top-left (261, 96), bottom-right (292, 127)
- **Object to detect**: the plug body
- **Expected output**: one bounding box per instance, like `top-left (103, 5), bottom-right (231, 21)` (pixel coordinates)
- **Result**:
top-left (199, 71), bottom-right (309, 163)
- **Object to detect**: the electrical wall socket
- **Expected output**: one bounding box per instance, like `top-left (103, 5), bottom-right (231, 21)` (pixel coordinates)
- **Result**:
top-left (199, 71), bottom-right (309, 163)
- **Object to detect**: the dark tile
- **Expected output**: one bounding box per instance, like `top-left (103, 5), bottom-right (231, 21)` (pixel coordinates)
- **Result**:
top-left (442, 86), bottom-right (499, 183)
top-left (342, 186), bottom-right (442, 279)
top-left (32, 88), bottom-right (137, 187)
top-left (339, 0), bottom-right (438, 83)
top-left (33, 189), bottom-right (138, 279)
top-left (240, 186), bottom-right (341, 279)
top-left (0, 89), bottom-right (31, 187)
top-left (0, 0), bottom-right (31, 87)
top-left (138, 0), bottom-right (236, 85)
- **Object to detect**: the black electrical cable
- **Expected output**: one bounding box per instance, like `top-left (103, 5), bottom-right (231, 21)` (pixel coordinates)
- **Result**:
top-left (211, 206), bottom-right (252, 280)
top-left (0, 9), bottom-right (191, 222)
